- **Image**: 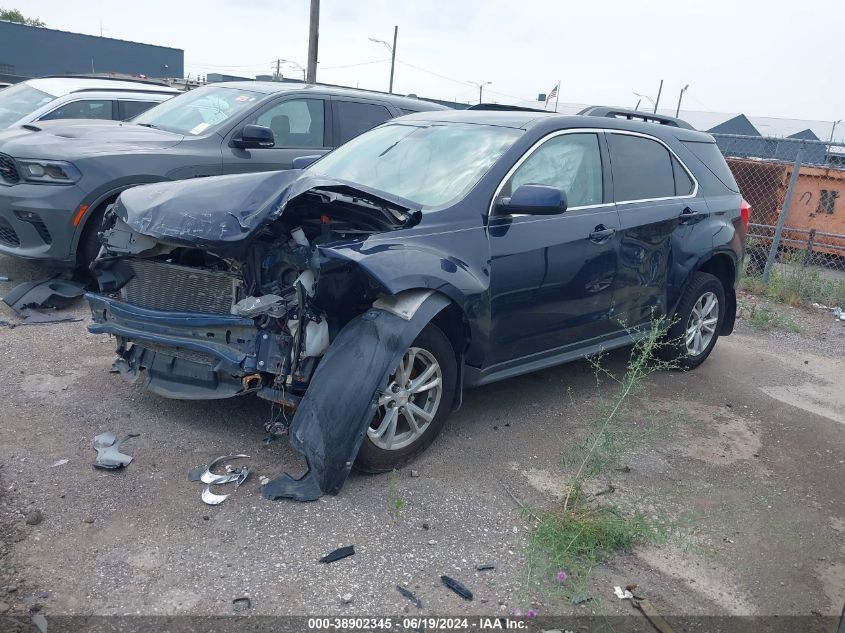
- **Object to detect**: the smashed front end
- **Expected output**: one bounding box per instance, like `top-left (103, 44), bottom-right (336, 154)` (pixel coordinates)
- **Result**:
top-left (86, 170), bottom-right (441, 501)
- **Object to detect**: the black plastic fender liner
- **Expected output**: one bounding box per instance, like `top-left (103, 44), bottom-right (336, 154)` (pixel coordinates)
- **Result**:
top-left (261, 292), bottom-right (451, 502)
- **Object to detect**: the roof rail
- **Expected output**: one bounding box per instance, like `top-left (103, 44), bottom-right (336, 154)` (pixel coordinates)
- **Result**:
top-left (42, 74), bottom-right (172, 88)
top-left (467, 103), bottom-right (548, 113)
top-left (578, 106), bottom-right (694, 130)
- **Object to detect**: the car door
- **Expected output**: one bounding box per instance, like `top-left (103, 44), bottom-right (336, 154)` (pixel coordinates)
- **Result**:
top-left (221, 96), bottom-right (331, 174)
top-left (605, 131), bottom-right (707, 328)
top-left (330, 98), bottom-right (395, 147)
top-left (487, 130), bottom-right (622, 368)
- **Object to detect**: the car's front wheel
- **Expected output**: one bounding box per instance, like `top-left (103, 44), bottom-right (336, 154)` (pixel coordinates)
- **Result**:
top-left (354, 323), bottom-right (456, 473)
top-left (658, 271), bottom-right (725, 369)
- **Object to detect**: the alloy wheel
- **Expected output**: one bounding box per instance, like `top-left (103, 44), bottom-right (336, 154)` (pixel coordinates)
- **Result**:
top-left (685, 291), bottom-right (719, 356)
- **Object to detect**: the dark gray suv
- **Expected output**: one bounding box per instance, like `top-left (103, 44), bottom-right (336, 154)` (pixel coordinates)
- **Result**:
top-left (0, 82), bottom-right (447, 266)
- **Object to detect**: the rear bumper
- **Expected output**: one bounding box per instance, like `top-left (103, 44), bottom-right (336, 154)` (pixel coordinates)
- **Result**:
top-left (86, 293), bottom-right (291, 399)
top-left (0, 183), bottom-right (86, 264)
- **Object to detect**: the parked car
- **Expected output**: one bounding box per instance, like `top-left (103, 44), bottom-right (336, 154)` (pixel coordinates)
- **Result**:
top-left (84, 106), bottom-right (748, 501)
top-left (0, 82), bottom-right (447, 266)
top-left (0, 76), bottom-right (178, 129)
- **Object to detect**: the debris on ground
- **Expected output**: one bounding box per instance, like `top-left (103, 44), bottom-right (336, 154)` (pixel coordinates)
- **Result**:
top-left (341, 593), bottom-right (353, 604)
top-left (614, 585), bottom-right (634, 600)
top-left (49, 459), bottom-right (69, 468)
top-left (232, 597), bottom-right (251, 613)
top-left (410, 469), bottom-right (420, 477)
top-left (31, 613), bottom-right (48, 633)
top-left (396, 585), bottom-right (422, 608)
top-left (2, 276), bottom-right (86, 324)
top-left (92, 431), bottom-right (139, 469)
top-left (476, 562), bottom-right (495, 571)
top-left (440, 575), bottom-right (473, 601)
top-left (190, 455), bottom-right (252, 505)
top-left (319, 545), bottom-right (355, 564)
top-left (24, 510), bottom-right (43, 526)
top-left (631, 597), bottom-right (676, 633)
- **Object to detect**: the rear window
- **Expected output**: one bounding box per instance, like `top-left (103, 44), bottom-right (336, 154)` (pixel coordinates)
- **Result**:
top-left (682, 141), bottom-right (739, 192)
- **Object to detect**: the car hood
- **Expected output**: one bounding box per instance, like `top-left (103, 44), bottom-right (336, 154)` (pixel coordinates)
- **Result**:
top-left (114, 169), bottom-right (422, 247)
top-left (0, 120), bottom-right (185, 158)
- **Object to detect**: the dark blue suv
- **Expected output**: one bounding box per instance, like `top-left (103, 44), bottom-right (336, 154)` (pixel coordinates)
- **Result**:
top-left (86, 106), bottom-right (748, 501)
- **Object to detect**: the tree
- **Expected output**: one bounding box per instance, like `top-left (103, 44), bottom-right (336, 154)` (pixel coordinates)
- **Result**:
top-left (0, 8), bottom-right (45, 27)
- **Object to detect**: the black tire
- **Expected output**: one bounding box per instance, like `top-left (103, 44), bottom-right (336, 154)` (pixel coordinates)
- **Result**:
top-left (354, 323), bottom-right (457, 473)
top-left (77, 204), bottom-right (108, 270)
top-left (658, 271), bottom-right (725, 370)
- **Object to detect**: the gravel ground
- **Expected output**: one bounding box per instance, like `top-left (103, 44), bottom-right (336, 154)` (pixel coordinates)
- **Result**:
top-left (0, 254), bottom-right (843, 625)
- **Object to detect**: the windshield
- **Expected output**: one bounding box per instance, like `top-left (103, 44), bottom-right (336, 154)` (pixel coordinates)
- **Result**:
top-left (308, 122), bottom-right (523, 208)
top-left (0, 83), bottom-right (56, 128)
top-left (132, 85), bottom-right (263, 135)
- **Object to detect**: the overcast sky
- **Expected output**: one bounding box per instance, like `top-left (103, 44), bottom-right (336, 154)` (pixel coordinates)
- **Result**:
top-left (22, 0), bottom-right (845, 122)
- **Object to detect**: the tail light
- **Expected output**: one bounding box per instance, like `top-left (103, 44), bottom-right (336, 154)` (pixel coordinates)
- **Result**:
top-left (740, 198), bottom-right (751, 231)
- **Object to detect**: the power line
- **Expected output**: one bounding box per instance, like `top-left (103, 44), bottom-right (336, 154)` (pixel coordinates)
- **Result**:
top-left (320, 58), bottom-right (390, 71)
top-left (395, 59), bottom-right (475, 87)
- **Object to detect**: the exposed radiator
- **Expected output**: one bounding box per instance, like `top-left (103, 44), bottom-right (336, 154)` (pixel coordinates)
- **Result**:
top-left (120, 258), bottom-right (241, 315)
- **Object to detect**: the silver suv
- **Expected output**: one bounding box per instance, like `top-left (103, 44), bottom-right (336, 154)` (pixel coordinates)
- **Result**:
top-left (0, 76), bottom-right (179, 129)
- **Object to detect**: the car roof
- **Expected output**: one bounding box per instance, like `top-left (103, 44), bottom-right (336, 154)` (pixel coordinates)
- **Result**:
top-left (397, 108), bottom-right (715, 141)
top-left (201, 81), bottom-right (450, 111)
top-left (25, 77), bottom-right (180, 97)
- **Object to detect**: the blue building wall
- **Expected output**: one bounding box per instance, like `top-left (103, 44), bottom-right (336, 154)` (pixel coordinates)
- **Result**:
top-left (0, 21), bottom-right (183, 79)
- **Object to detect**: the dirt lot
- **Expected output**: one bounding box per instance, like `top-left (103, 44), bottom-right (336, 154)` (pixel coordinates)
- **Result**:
top-left (0, 254), bottom-right (843, 626)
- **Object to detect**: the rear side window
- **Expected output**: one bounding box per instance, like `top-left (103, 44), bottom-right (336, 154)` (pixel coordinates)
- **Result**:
top-left (672, 155), bottom-right (694, 195)
top-left (682, 140), bottom-right (739, 192)
top-left (118, 100), bottom-right (157, 121)
top-left (39, 99), bottom-right (114, 121)
top-left (335, 101), bottom-right (392, 145)
top-left (608, 133), bottom-right (674, 201)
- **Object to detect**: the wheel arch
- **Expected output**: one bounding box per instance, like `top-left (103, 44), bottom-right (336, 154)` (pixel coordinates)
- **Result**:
top-left (695, 251), bottom-right (738, 335)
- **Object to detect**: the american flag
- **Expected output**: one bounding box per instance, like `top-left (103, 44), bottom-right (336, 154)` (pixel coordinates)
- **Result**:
top-left (545, 83), bottom-right (559, 106)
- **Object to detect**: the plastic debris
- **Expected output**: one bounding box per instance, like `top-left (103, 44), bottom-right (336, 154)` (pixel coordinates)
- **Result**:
top-left (319, 545), bottom-right (355, 563)
top-left (2, 276), bottom-right (86, 324)
top-left (614, 586), bottom-right (634, 600)
top-left (93, 431), bottom-right (139, 469)
top-left (440, 575), bottom-right (473, 601)
top-left (396, 585), bottom-right (422, 608)
top-left (476, 562), bottom-right (495, 571)
top-left (341, 593), bottom-right (353, 604)
top-left (201, 486), bottom-right (229, 505)
top-left (50, 459), bottom-right (69, 468)
top-left (188, 454), bottom-right (250, 484)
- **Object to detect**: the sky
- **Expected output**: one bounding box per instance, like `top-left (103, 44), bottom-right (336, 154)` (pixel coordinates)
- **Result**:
top-left (19, 0), bottom-right (845, 123)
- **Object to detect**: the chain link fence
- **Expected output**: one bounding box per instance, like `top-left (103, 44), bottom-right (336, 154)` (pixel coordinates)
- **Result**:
top-left (712, 133), bottom-right (845, 307)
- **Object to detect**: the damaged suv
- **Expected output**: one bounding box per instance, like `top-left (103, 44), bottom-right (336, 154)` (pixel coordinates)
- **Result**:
top-left (86, 107), bottom-right (747, 501)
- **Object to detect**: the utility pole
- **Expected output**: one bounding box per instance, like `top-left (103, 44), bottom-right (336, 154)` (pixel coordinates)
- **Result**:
top-left (306, 0), bottom-right (320, 84)
top-left (389, 25), bottom-right (397, 94)
top-left (675, 84), bottom-right (689, 117)
top-left (830, 119), bottom-right (841, 143)
top-left (653, 79), bottom-right (663, 113)
top-left (275, 59), bottom-right (281, 81)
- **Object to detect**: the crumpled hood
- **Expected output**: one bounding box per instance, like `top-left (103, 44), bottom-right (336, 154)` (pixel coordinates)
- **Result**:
top-left (0, 120), bottom-right (184, 159)
top-left (115, 169), bottom-right (421, 246)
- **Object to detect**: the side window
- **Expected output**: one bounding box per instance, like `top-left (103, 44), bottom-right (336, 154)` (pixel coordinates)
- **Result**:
top-left (335, 101), bottom-right (392, 145)
top-left (118, 100), bottom-right (158, 121)
top-left (608, 134), bottom-right (675, 201)
top-left (506, 133), bottom-right (603, 207)
top-left (252, 98), bottom-right (326, 148)
top-left (39, 99), bottom-right (114, 121)
top-left (672, 155), bottom-right (694, 196)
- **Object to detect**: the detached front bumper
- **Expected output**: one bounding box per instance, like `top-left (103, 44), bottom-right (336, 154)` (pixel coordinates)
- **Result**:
top-left (86, 293), bottom-right (291, 399)
top-left (0, 182), bottom-right (87, 264)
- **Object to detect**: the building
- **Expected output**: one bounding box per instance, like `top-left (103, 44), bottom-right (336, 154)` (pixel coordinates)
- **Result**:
top-left (0, 20), bottom-right (183, 84)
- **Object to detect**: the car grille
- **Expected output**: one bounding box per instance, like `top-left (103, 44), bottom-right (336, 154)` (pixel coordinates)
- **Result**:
top-left (0, 217), bottom-right (20, 247)
top-left (0, 153), bottom-right (20, 185)
top-left (119, 258), bottom-right (241, 315)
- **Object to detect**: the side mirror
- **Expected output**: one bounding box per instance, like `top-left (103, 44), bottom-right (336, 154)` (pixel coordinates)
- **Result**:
top-left (292, 155), bottom-right (321, 170)
top-left (233, 124), bottom-right (275, 149)
top-left (496, 184), bottom-right (568, 215)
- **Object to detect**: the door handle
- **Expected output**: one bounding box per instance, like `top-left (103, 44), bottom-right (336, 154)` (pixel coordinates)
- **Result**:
top-left (678, 207), bottom-right (707, 224)
top-left (589, 225), bottom-right (616, 242)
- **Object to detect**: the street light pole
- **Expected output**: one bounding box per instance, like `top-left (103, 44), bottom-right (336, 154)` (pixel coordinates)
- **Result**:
top-left (469, 80), bottom-right (492, 104)
top-left (369, 28), bottom-right (398, 94)
top-left (306, 0), bottom-right (319, 84)
top-left (676, 84), bottom-right (689, 117)
top-left (830, 119), bottom-right (842, 143)
top-left (653, 79), bottom-right (663, 113)
top-left (634, 91), bottom-right (655, 111)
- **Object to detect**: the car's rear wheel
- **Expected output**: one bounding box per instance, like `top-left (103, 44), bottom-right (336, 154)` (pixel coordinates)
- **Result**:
top-left (354, 323), bottom-right (456, 473)
top-left (658, 271), bottom-right (725, 369)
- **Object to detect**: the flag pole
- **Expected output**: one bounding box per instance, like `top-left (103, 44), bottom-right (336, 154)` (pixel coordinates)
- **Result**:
top-left (554, 79), bottom-right (560, 113)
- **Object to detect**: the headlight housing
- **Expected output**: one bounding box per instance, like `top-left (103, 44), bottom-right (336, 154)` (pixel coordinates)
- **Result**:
top-left (16, 159), bottom-right (81, 184)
